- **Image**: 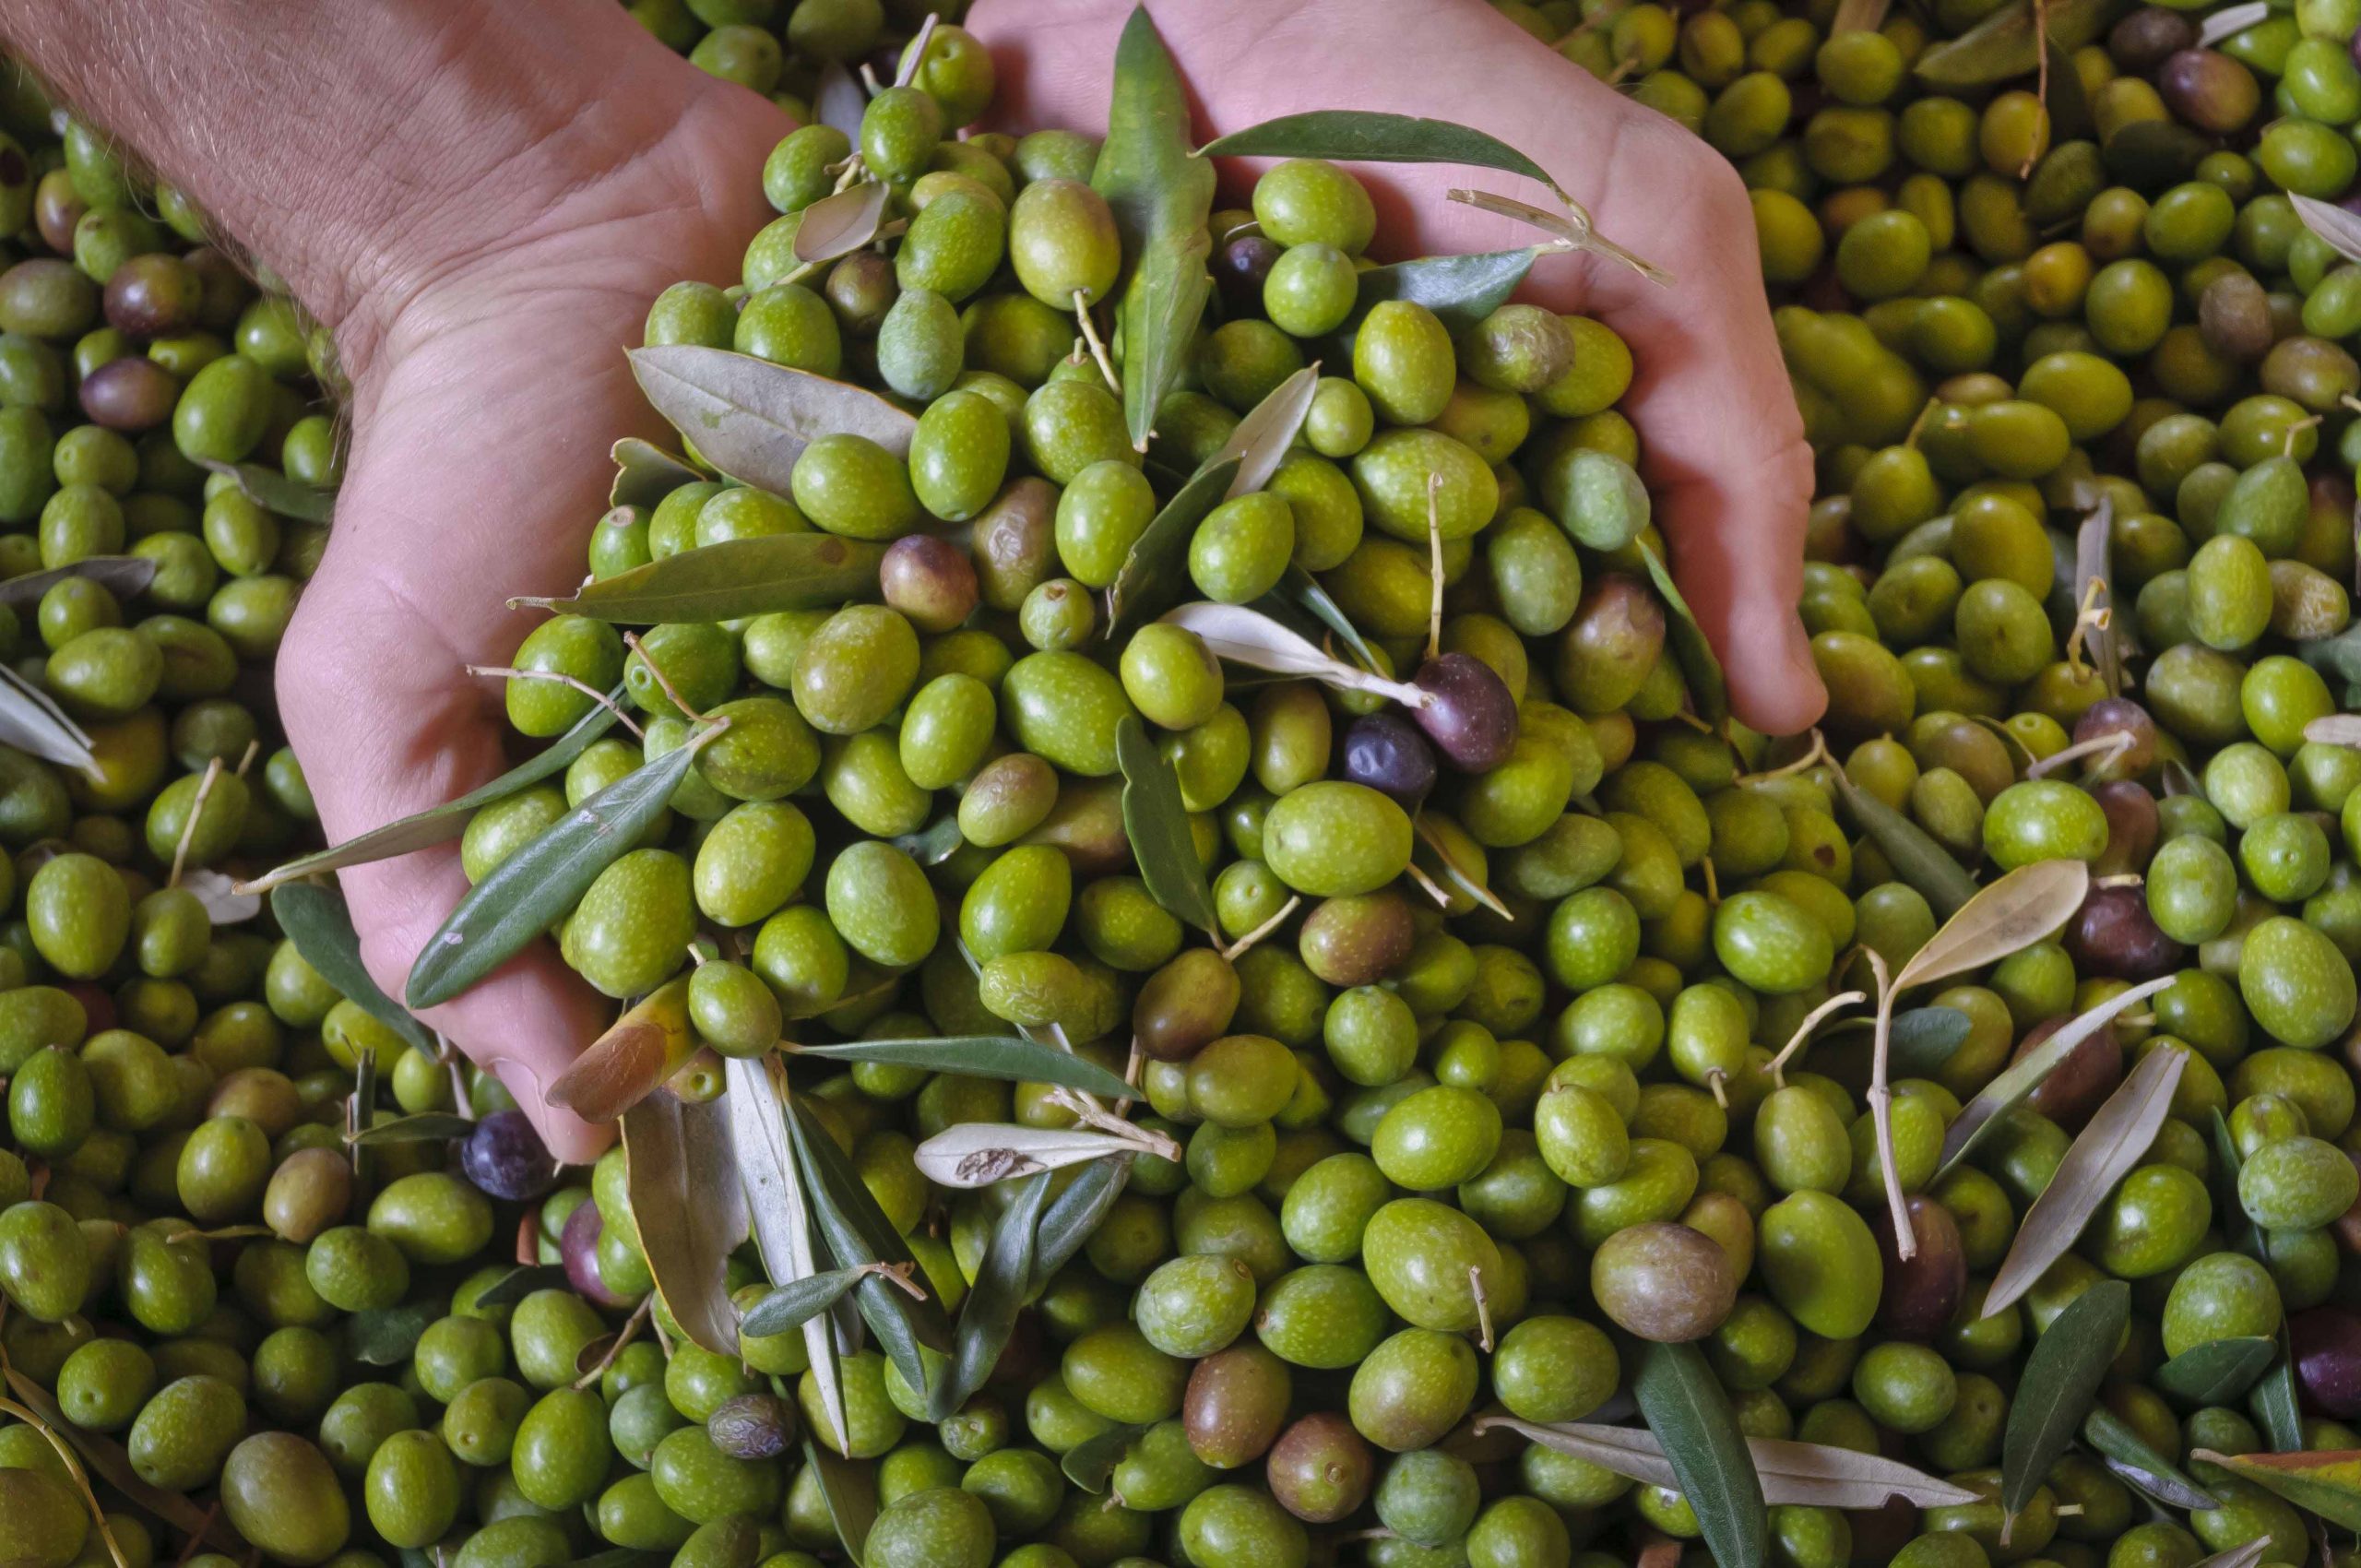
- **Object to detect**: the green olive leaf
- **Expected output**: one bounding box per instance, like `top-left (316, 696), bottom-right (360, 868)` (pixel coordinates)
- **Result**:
top-left (1092, 6), bottom-right (1218, 450)
top-left (270, 882), bottom-right (437, 1055)
top-left (1828, 766), bottom-right (1979, 919)
top-left (0, 554), bottom-right (158, 610)
top-left (348, 1045), bottom-right (380, 1211)
top-left (508, 533), bottom-right (887, 624)
top-left (787, 1098), bottom-right (955, 1400)
top-left (471, 1264), bottom-right (567, 1310)
top-left (2042, 36), bottom-right (2095, 146)
top-left (801, 1436), bottom-right (878, 1568)
top-left (1031, 1155), bottom-right (1133, 1293)
top-left (1633, 539), bottom-right (1729, 726)
top-left (1633, 1341), bottom-right (1768, 1568)
top-left (1117, 715), bottom-right (1218, 936)
top-left (2001, 1280), bottom-right (2129, 1536)
top-left (1267, 565), bottom-right (1385, 674)
top-left (2082, 1406), bottom-right (2220, 1511)
top-left (2189, 1447), bottom-right (2361, 1531)
top-left (1200, 110), bottom-right (1561, 195)
top-left (1884, 1006), bottom-right (1975, 1075)
top-left (932, 1168), bottom-right (1051, 1420)
top-left (1061, 1421), bottom-right (1149, 1494)
top-left (736, 1266), bottom-right (879, 1339)
top-left (2154, 1336), bottom-right (2280, 1407)
top-left (789, 1034), bottom-right (1138, 1101)
top-left (404, 736), bottom-right (706, 1009)
top-left (1107, 457), bottom-right (1240, 636)
top-left (622, 1094), bottom-right (750, 1358)
top-left (241, 689), bottom-right (623, 895)
top-left (343, 1111), bottom-right (474, 1146)
top-left (2250, 1338), bottom-right (2305, 1454)
top-left (1353, 248), bottom-right (1548, 332)
top-left (724, 1056), bottom-right (846, 1451)
top-left (196, 457), bottom-right (336, 524)
top-left (347, 1301), bottom-right (440, 1366)
top-left (628, 345), bottom-right (917, 494)
top-left (1937, 976), bottom-right (2172, 1177)
top-left (2210, 1109), bottom-right (2266, 1262)
top-left (611, 436), bottom-right (706, 508)
top-left (1913, 0), bottom-right (2114, 87)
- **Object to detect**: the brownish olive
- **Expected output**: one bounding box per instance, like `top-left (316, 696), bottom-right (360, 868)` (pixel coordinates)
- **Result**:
top-left (2013, 1012), bottom-right (2122, 1127)
top-left (2068, 885), bottom-right (2184, 984)
top-left (1875, 1194), bottom-right (1966, 1342)
top-left (1298, 892), bottom-right (1418, 988)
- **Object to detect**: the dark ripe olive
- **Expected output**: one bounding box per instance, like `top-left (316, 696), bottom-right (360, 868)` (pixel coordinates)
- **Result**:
top-left (1185, 1343), bottom-right (1292, 1468)
top-left (2110, 7), bottom-right (2193, 71)
top-left (1341, 711), bottom-right (1439, 810)
top-left (1134, 947), bottom-right (1241, 1061)
top-left (1852, 1500), bottom-right (1919, 1568)
top-left (2199, 273), bottom-right (2274, 364)
top-left (1299, 891), bottom-right (1418, 987)
top-left (34, 169), bottom-right (82, 255)
top-left (1216, 232), bottom-right (1283, 315)
top-left (706, 1392), bottom-right (796, 1459)
top-left (1875, 1194), bottom-right (1966, 1341)
top-left (2157, 49), bottom-right (2260, 135)
top-left (559, 1191), bottom-right (635, 1310)
top-left (970, 476), bottom-right (1059, 612)
top-left (1412, 652), bottom-right (1519, 772)
top-left (2091, 780), bottom-right (2159, 878)
top-left (102, 254), bottom-right (202, 339)
top-left (2290, 1306), bottom-right (2361, 1418)
top-left (2012, 1014), bottom-right (2122, 1129)
top-left (1265, 1411), bottom-right (1375, 1523)
top-left (880, 533), bottom-right (979, 633)
top-left (458, 1109), bottom-right (558, 1202)
top-left (2260, 337), bottom-right (2361, 414)
top-left (77, 355), bottom-right (177, 432)
top-left (184, 247), bottom-right (254, 332)
top-left (2072, 696), bottom-right (2157, 782)
top-left (2067, 885), bottom-right (2184, 983)
top-left (825, 251), bottom-right (897, 336)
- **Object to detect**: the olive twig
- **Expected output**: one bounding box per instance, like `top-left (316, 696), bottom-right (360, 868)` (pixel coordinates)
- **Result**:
top-left (1426, 471), bottom-right (1445, 664)
top-left (2025, 726), bottom-right (2131, 780)
top-left (894, 12), bottom-right (940, 89)
top-left (0, 1396), bottom-right (130, 1568)
top-left (1073, 292), bottom-right (1121, 396)
top-left (1766, 989), bottom-right (1867, 1087)
top-left (2023, 0), bottom-right (2050, 179)
top-left (573, 1295), bottom-right (653, 1391)
top-left (2282, 413), bottom-right (2321, 457)
top-left (1864, 944), bottom-right (1917, 1260)
top-left (1404, 860), bottom-right (1455, 912)
top-left (1738, 727), bottom-right (1829, 785)
top-left (622, 632), bottom-right (708, 724)
top-left (167, 756), bottom-right (224, 890)
top-left (234, 739), bottom-right (261, 777)
top-left (1218, 894), bottom-right (1301, 962)
top-left (466, 665), bottom-right (645, 741)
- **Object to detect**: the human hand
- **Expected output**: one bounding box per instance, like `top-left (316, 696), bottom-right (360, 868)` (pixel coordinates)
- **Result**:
top-left (967, 0), bottom-right (1826, 735)
top-left (269, 33), bottom-right (788, 1163)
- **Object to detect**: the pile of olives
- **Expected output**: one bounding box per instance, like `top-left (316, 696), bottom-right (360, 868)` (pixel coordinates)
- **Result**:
top-left (12, 2), bottom-right (2361, 1568)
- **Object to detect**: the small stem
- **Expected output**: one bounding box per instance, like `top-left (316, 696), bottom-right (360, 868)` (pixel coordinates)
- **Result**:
top-left (1706, 1068), bottom-right (1729, 1109)
top-left (469, 665), bottom-right (644, 741)
top-left (2023, 0), bottom-right (2050, 180)
top-left (1701, 857), bottom-right (1721, 907)
top-left (2284, 414), bottom-right (2322, 457)
top-left (1412, 815), bottom-right (1512, 918)
top-left (168, 757), bottom-right (224, 889)
top-left (1904, 397), bottom-right (1940, 448)
top-left (623, 632), bottom-right (706, 723)
top-left (2095, 873), bottom-right (2144, 889)
top-left (1470, 1265), bottom-right (1495, 1353)
top-left (1767, 989), bottom-right (1868, 1087)
top-left (858, 62), bottom-right (883, 95)
top-left (516, 1207), bottom-right (541, 1268)
top-left (1738, 728), bottom-right (1830, 785)
top-left (2027, 728), bottom-right (2131, 779)
top-left (1864, 946), bottom-right (1915, 1260)
top-left (1405, 860), bottom-right (1454, 910)
top-left (234, 739), bottom-right (261, 777)
top-left (575, 1296), bottom-right (653, 1390)
top-left (864, 1260), bottom-right (929, 1301)
top-left (1074, 291), bottom-right (1121, 396)
top-left (1219, 895), bottom-right (1301, 962)
top-left (1426, 472), bottom-right (1445, 664)
top-left (895, 11), bottom-right (939, 86)
top-left (0, 1398), bottom-right (129, 1568)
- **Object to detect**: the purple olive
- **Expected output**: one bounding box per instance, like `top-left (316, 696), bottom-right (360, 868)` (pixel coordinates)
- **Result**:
top-left (2067, 885), bottom-right (2185, 984)
top-left (77, 356), bottom-right (177, 432)
top-left (2158, 49), bottom-right (2261, 135)
top-left (560, 1194), bottom-right (633, 1310)
top-left (2091, 780), bottom-right (2159, 877)
top-left (1340, 711), bottom-right (1438, 808)
top-left (2072, 697), bottom-right (2157, 782)
top-left (2111, 7), bottom-right (2194, 71)
top-left (2291, 1307), bottom-right (2361, 1418)
top-left (2012, 1013), bottom-right (2123, 1128)
top-left (1875, 1194), bottom-right (1967, 1341)
top-left (1216, 232), bottom-right (1282, 315)
top-left (32, 169), bottom-right (81, 256)
top-left (459, 1109), bottom-right (560, 1202)
top-left (879, 533), bottom-right (979, 633)
top-left (102, 253), bottom-right (203, 339)
top-left (1410, 652), bottom-right (1519, 772)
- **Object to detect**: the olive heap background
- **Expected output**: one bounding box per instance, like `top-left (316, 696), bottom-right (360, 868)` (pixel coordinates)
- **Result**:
top-left (11, 2), bottom-right (2361, 1568)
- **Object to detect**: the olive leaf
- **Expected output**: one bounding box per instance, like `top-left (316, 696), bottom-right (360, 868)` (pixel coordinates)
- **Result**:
top-left (628, 346), bottom-right (918, 494)
top-left (472, 1264), bottom-right (568, 1309)
top-left (0, 553), bottom-right (156, 610)
top-left (2001, 1280), bottom-right (2129, 1538)
top-left (622, 1093), bottom-right (750, 1357)
top-left (1634, 539), bottom-right (1728, 727)
top-left (726, 1055), bottom-right (848, 1447)
top-left (1092, 7), bottom-right (1218, 449)
top-left (913, 1124), bottom-right (1149, 1188)
top-left (1829, 766), bottom-right (1978, 918)
top-left (1938, 975), bottom-right (2173, 1176)
top-left (2305, 714), bottom-right (2361, 750)
top-left (2082, 1406), bottom-right (2219, 1510)
top-left (813, 60), bottom-right (867, 137)
top-left (548, 977), bottom-right (696, 1124)
top-left (932, 1169), bottom-right (1051, 1420)
top-left (2251, 1343), bottom-right (2305, 1454)
top-left (1354, 248), bottom-right (1548, 332)
top-left (348, 1045), bottom-right (380, 1210)
top-left (787, 1099), bottom-right (955, 1400)
top-left (2041, 33), bottom-right (2095, 146)
top-left (2189, 1541), bottom-right (2274, 1568)
top-left (197, 457), bottom-right (336, 524)
top-left (2155, 1337), bottom-right (2279, 1406)
top-left (405, 735), bottom-right (708, 1008)
top-left (270, 882), bottom-right (437, 1054)
top-left (1885, 1006), bottom-right (1975, 1075)
top-left (1892, 859), bottom-right (2089, 993)
top-left (2197, 0), bottom-right (2271, 44)
top-left (788, 1034), bottom-right (1138, 1100)
top-left (1984, 1045), bottom-right (2188, 1314)
top-left (348, 1301), bottom-right (440, 1365)
top-left (802, 1436), bottom-right (878, 1568)
top-left (1030, 1155), bottom-right (1133, 1292)
top-left (1633, 1342), bottom-right (1768, 1568)
top-left (1268, 564), bottom-right (1385, 673)
top-left (737, 1266), bottom-right (882, 1338)
top-left (1208, 362), bottom-right (1319, 500)
top-left (344, 1111), bottom-right (474, 1146)
top-left (1470, 1417), bottom-right (1979, 1508)
top-left (2210, 1109), bottom-right (2267, 1262)
top-left (611, 436), bottom-right (705, 508)
top-left (1061, 1421), bottom-right (1148, 1493)
top-left (2071, 498), bottom-right (2122, 692)
top-left (793, 180), bottom-right (892, 265)
top-left (1913, 0), bottom-right (2115, 86)
top-left (2189, 1447), bottom-right (2361, 1530)
top-left (1106, 457), bottom-right (1240, 636)
top-left (2292, 194), bottom-right (2361, 267)
top-left (1117, 715), bottom-right (1217, 935)
top-left (180, 868), bottom-right (259, 924)
top-left (240, 689), bottom-right (623, 894)
top-left (0, 1368), bottom-right (248, 1554)
top-left (1202, 109), bottom-right (1558, 186)
top-left (1158, 601), bottom-right (1427, 707)
top-left (510, 533), bottom-right (886, 624)
top-left (891, 814), bottom-right (967, 867)
top-left (0, 661), bottom-right (95, 770)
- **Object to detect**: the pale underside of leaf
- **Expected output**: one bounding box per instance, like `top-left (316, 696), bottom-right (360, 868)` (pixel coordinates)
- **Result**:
top-left (1471, 1417), bottom-right (1980, 1508)
top-left (611, 436), bottom-right (706, 508)
top-left (1984, 1045), bottom-right (2189, 1313)
top-left (0, 554), bottom-right (158, 610)
top-left (0, 661), bottom-right (94, 769)
top-left (814, 61), bottom-right (866, 136)
top-left (1894, 858), bottom-right (2091, 992)
top-left (622, 1093), bottom-right (750, 1357)
top-left (2197, 0), bottom-right (2271, 45)
top-left (793, 180), bottom-right (892, 265)
top-left (2188, 1542), bottom-right (2272, 1568)
top-left (629, 345), bottom-right (917, 496)
top-left (2293, 194), bottom-right (2361, 267)
top-left (726, 1055), bottom-right (846, 1449)
top-left (1158, 600), bottom-right (1426, 706)
top-left (2072, 497), bottom-right (2123, 690)
top-left (2306, 715), bottom-right (2361, 749)
top-left (912, 1123), bottom-right (1148, 1187)
top-left (180, 868), bottom-right (260, 923)
top-left (1939, 974), bottom-right (2174, 1175)
top-left (1209, 362), bottom-right (1320, 499)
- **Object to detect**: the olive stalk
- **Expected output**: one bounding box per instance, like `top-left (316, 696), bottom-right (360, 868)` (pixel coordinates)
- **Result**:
top-left (1862, 946), bottom-right (1918, 1258)
top-left (0, 1397), bottom-right (130, 1568)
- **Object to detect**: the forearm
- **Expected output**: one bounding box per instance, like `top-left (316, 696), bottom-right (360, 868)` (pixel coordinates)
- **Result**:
top-left (0, 0), bottom-right (693, 369)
